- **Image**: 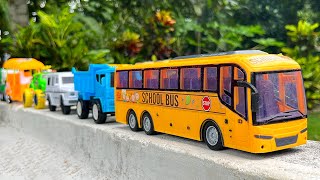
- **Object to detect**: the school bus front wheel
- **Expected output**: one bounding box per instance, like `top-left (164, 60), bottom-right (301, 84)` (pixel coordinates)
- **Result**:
top-left (202, 121), bottom-right (224, 151)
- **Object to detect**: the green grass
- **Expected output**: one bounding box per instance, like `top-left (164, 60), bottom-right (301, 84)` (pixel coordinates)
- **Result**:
top-left (308, 112), bottom-right (320, 141)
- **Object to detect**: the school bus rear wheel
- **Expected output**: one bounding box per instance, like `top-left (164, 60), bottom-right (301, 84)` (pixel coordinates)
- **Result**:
top-left (142, 113), bottom-right (155, 135)
top-left (203, 121), bottom-right (224, 151)
top-left (127, 110), bottom-right (140, 131)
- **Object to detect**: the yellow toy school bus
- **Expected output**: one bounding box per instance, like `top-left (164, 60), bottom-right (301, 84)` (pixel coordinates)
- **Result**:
top-left (114, 50), bottom-right (307, 153)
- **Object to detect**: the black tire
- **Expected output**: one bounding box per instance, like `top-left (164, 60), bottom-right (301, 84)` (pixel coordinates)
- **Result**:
top-left (48, 97), bottom-right (56, 111)
top-left (1, 93), bottom-right (5, 101)
top-left (203, 121), bottom-right (224, 151)
top-left (92, 101), bottom-right (107, 124)
top-left (127, 110), bottom-right (140, 131)
top-left (142, 112), bottom-right (155, 135)
top-left (76, 99), bottom-right (89, 119)
top-left (6, 95), bottom-right (11, 104)
top-left (61, 97), bottom-right (71, 115)
top-left (34, 94), bottom-right (38, 106)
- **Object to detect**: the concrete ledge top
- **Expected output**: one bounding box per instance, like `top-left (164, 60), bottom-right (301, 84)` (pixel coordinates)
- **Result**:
top-left (1, 102), bottom-right (320, 179)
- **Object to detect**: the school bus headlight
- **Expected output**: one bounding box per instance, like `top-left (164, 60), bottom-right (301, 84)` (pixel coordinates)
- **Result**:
top-left (254, 135), bottom-right (273, 139)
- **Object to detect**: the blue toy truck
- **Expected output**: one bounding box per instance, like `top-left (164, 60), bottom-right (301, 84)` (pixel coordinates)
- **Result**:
top-left (72, 64), bottom-right (115, 124)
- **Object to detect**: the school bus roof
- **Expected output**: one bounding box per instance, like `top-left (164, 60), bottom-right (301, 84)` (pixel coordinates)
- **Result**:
top-left (116, 52), bottom-right (301, 72)
top-left (108, 64), bottom-right (132, 67)
top-left (3, 58), bottom-right (45, 70)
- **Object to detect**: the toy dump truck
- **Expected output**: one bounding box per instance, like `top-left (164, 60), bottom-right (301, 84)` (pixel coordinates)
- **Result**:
top-left (45, 72), bottom-right (78, 114)
top-left (3, 58), bottom-right (46, 106)
top-left (72, 64), bottom-right (115, 124)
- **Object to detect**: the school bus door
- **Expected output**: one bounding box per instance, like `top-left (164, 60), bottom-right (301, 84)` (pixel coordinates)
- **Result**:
top-left (220, 66), bottom-right (249, 150)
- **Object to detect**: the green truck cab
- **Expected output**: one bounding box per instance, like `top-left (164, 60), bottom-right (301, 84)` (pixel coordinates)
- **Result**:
top-left (29, 73), bottom-right (47, 92)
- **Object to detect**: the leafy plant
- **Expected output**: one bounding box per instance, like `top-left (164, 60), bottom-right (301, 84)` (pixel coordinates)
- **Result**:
top-left (144, 10), bottom-right (177, 60)
top-left (10, 7), bottom-right (111, 70)
top-left (112, 30), bottom-right (143, 64)
top-left (282, 20), bottom-right (320, 109)
top-left (0, 0), bottom-right (11, 65)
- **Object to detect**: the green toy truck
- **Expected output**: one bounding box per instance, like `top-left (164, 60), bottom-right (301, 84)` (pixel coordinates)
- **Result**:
top-left (23, 72), bottom-right (47, 109)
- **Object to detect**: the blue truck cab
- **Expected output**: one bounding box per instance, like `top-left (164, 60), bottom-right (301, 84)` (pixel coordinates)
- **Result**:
top-left (72, 64), bottom-right (115, 124)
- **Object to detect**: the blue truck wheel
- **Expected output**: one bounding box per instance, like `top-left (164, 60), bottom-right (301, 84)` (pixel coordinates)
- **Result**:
top-left (76, 99), bottom-right (89, 119)
top-left (92, 101), bottom-right (107, 124)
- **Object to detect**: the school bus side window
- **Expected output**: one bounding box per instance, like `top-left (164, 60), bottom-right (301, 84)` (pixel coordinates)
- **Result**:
top-left (160, 68), bottom-right (178, 90)
top-left (144, 70), bottom-right (159, 89)
top-left (220, 66), bottom-right (232, 106)
top-left (129, 70), bottom-right (142, 88)
top-left (116, 71), bottom-right (128, 88)
top-left (204, 67), bottom-right (217, 91)
top-left (234, 67), bottom-right (247, 118)
top-left (180, 67), bottom-right (201, 90)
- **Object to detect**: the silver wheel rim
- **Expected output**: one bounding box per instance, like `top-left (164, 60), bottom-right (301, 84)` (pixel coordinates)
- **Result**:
top-left (206, 126), bottom-right (219, 146)
top-left (143, 116), bottom-right (151, 132)
top-left (129, 114), bottom-right (136, 128)
top-left (77, 101), bottom-right (82, 116)
top-left (93, 104), bottom-right (99, 120)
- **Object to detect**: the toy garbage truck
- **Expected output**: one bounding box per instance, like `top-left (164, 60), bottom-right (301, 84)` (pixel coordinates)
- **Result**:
top-left (3, 58), bottom-right (46, 104)
top-left (45, 72), bottom-right (78, 115)
top-left (72, 64), bottom-right (116, 124)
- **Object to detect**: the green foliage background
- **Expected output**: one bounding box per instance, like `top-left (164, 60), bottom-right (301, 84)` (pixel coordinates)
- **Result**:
top-left (0, 0), bottom-right (320, 108)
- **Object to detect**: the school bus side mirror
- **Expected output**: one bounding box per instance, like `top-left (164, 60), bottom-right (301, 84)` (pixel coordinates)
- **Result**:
top-left (236, 80), bottom-right (259, 112)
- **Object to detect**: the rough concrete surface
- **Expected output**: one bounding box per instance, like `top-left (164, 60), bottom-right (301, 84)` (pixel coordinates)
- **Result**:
top-left (0, 127), bottom-right (107, 180)
top-left (0, 102), bottom-right (319, 179)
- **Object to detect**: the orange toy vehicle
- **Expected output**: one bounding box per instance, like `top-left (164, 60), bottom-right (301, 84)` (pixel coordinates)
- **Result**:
top-left (3, 58), bottom-right (45, 103)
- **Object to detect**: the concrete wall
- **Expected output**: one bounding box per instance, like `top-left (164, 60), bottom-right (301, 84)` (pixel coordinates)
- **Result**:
top-left (0, 102), bottom-right (319, 179)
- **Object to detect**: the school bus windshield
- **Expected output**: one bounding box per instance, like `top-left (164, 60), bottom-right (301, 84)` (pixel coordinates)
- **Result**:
top-left (254, 70), bottom-right (307, 125)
